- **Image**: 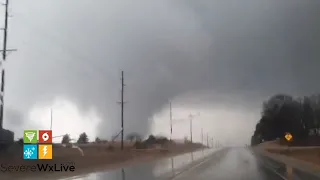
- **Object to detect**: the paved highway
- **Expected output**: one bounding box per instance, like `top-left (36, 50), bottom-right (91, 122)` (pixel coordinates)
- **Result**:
top-left (173, 147), bottom-right (287, 180)
top-left (61, 147), bottom-right (298, 180)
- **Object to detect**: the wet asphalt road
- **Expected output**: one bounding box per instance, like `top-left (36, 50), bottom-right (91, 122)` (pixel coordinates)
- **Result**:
top-left (60, 148), bottom-right (217, 180)
top-left (61, 147), bottom-right (300, 180)
top-left (173, 147), bottom-right (286, 180)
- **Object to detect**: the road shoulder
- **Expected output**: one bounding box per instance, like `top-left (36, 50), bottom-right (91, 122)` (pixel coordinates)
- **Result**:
top-left (252, 145), bottom-right (320, 178)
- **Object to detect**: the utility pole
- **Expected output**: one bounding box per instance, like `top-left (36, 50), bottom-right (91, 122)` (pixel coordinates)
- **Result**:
top-left (169, 102), bottom-right (172, 140)
top-left (188, 113), bottom-right (200, 144)
top-left (121, 168), bottom-right (125, 180)
top-left (120, 71), bottom-right (124, 150)
top-left (189, 114), bottom-right (193, 143)
top-left (211, 137), bottom-right (213, 148)
top-left (206, 133), bottom-right (209, 147)
top-left (201, 128), bottom-right (203, 145)
top-left (0, 0), bottom-right (16, 129)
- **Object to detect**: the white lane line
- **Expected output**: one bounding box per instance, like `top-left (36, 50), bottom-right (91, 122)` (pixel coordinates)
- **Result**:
top-left (254, 155), bottom-right (288, 180)
top-left (262, 163), bottom-right (288, 180)
top-left (170, 157), bottom-right (212, 180)
top-left (172, 148), bottom-right (288, 180)
top-left (170, 151), bottom-right (222, 180)
top-left (56, 175), bottom-right (88, 180)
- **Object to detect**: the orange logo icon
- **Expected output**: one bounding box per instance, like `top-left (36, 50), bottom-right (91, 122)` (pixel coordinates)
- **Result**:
top-left (38, 144), bottom-right (53, 159)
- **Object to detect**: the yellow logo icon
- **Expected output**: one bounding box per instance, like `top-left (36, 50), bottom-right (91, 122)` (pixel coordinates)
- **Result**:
top-left (38, 144), bottom-right (53, 159)
top-left (285, 133), bottom-right (293, 141)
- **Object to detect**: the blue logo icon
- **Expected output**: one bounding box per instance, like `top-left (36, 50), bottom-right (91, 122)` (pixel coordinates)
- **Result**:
top-left (23, 144), bottom-right (38, 160)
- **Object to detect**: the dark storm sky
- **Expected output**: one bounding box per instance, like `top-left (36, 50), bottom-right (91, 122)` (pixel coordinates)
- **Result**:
top-left (2, 0), bottom-right (320, 139)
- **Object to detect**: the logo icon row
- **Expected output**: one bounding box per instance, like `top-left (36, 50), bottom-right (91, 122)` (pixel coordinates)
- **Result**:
top-left (23, 144), bottom-right (53, 160)
top-left (24, 130), bottom-right (52, 144)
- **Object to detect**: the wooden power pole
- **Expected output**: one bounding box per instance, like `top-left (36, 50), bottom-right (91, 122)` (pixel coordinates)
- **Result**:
top-left (169, 101), bottom-right (172, 140)
top-left (0, 0), bottom-right (16, 129)
top-left (120, 71), bottom-right (124, 150)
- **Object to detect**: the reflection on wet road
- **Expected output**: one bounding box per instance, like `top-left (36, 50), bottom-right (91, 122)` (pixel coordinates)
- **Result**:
top-left (60, 148), bottom-right (217, 180)
top-left (174, 147), bottom-right (286, 180)
top-left (58, 148), bottom-right (318, 180)
top-left (60, 148), bottom-right (302, 180)
top-left (60, 147), bottom-right (310, 180)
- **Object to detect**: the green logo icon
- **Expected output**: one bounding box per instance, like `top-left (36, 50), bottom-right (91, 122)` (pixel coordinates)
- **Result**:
top-left (23, 130), bottom-right (38, 144)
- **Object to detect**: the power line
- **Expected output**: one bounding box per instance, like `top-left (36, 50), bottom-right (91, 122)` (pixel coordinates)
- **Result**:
top-left (0, 0), bottom-right (17, 129)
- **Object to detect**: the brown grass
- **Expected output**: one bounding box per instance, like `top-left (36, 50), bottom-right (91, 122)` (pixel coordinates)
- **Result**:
top-left (259, 140), bottom-right (320, 167)
top-left (266, 147), bottom-right (320, 166)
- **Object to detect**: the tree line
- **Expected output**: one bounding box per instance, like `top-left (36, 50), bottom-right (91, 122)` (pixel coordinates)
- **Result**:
top-left (251, 94), bottom-right (320, 146)
top-left (61, 132), bottom-right (144, 144)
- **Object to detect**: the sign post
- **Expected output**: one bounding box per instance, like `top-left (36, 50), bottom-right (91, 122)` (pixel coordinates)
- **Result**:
top-left (285, 132), bottom-right (293, 142)
top-left (284, 132), bottom-right (293, 154)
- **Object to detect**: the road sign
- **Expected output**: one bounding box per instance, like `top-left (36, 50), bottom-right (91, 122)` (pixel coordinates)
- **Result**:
top-left (285, 133), bottom-right (293, 141)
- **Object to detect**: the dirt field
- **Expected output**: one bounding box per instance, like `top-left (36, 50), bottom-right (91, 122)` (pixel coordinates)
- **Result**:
top-left (0, 141), bottom-right (204, 179)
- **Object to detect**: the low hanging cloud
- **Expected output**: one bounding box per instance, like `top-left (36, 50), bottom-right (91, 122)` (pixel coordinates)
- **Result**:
top-left (4, 0), bottom-right (320, 139)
